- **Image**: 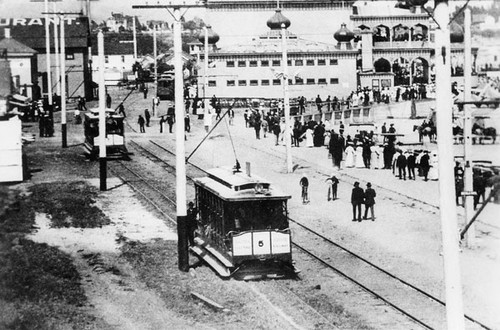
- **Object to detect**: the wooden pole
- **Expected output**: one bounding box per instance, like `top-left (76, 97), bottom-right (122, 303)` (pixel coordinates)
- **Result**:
top-left (174, 7), bottom-right (189, 272)
top-left (98, 31), bottom-right (107, 191)
top-left (281, 23), bottom-right (293, 173)
top-left (434, 1), bottom-right (465, 328)
top-left (463, 7), bottom-right (475, 247)
top-left (44, 0), bottom-right (52, 106)
top-left (60, 13), bottom-right (67, 148)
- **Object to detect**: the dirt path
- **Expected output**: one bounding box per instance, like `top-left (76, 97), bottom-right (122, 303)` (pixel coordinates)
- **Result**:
top-left (27, 178), bottom-right (192, 330)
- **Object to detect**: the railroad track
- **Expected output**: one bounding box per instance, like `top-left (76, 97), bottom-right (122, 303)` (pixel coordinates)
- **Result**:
top-left (122, 138), bottom-right (492, 330)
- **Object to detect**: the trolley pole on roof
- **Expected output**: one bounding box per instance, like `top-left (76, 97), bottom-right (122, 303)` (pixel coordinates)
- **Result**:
top-left (462, 8), bottom-right (476, 247)
top-left (98, 30), bottom-right (107, 191)
top-left (434, 1), bottom-right (465, 329)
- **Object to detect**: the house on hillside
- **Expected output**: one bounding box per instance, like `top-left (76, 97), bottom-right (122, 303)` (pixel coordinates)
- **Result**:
top-left (106, 12), bottom-right (134, 33)
top-left (0, 28), bottom-right (37, 98)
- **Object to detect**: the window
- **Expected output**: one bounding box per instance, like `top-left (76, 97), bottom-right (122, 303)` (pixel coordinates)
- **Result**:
top-left (208, 80), bottom-right (216, 87)
top-left (227, 61), bottom-right (235, 67)
top-left (330, 78), bottom-right (339, 84)
top-left (261, 60), bottom-right (269, 67)
top-left (295, 77), bottom-right (303, 85)
top-left (261, 79), bottom-right (270, 86)
top-left (238, 80), bottom-right (247, 86)
top-left (318, 59), bottom-right (326, 66)
top-left (306, 78), bottom-right (315, 84)
top-left (121, 55), bottom-right (125, 63)
top-left (330, 59), bottom-right (338, 65)
top-left (272, 79), bottom-right (281, 85)
top-left (250, 80), bottom-right (258, 86)
top-left (66, 53), bottom-right (74, 60)
top-left (306, 59), bottom-right (315, 66)
top-left (272, 60), bottom-right (281, 67)
top-left (287, 60), bottom-right (292, 66)
top-left (249, 60), bottom-right (258, 67)
top-left (238, 61), bottom-right (246, 67)
top-left (295, 59), bottom-right (303, 66)
top-left (105, 55), bottom-right (109, 64)
top-left (288, 79), bottom-right (293, 85)
top-left (318, 78), bottom-right (327, 85)
top-left (227, 80), bottom-right (235, 87)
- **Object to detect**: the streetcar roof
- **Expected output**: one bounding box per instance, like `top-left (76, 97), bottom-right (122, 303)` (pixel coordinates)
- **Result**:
top-left (84, 108), bottom-right (124, 120)
top-left (194, 167), bottom-right (291, 201)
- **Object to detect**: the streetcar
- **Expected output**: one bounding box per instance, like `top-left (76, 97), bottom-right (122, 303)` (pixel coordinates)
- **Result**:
top-left (157, 75), bottom-right (174, 101)
top-left (191, 166), bottom-right (298, 280)
top-left (83, 108), bottom-right (129, 160)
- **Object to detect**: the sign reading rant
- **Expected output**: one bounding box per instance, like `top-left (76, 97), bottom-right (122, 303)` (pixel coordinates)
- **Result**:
top-left (0, 18), bottom-right (80, 26)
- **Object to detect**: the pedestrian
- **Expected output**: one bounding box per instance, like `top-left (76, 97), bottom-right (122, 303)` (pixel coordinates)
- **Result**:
top-left (185, 114), bottom-right (190, 133)
top-left (262, 117), bottom-right (268, 137)
top-left (300, 175), bottom-right (309, 204)
top-left (228, 108), bottom-right (235, 126)
top-left (204, 107), bottom-right (212, 133)
top-left (315, 94), bottom-right (323, 113)
top-left (186, 201), bottom-right (198, 246)
top-left (420, 150), bottom-right (431, 181)
top-left (106, 93), bottom-right (112, 108)
top-left (397, 151), bottom-right (408, 180)
top-left (326, 174), bottom-right (339, 201)
top-left (244, 109), bottom-right (249, 127)
top-left (351, 181), bottom-right (364, 222)
top-left (407, 151), bottom-right (416, 180)
top-left (143, 85), bottom-right (148, 99)
top-left (215, 101), bottom-right (222, 120)
top-left (144, 109), bottom-right (151, 127)
top-left (167, 114), bottom-right (175, 133)
top-left (253, 111), bottom-right (262, 139)
top-left (138, 115), bottom-right (145, 133)
top-left (117, 103), bottom-right (126, 117)
top-left (272, 119), bottom-right (281, 145)
top-left (159, 116), bottom-right (166, 133)
top-left (363, 182), bottom-right (376, 221)
top-left (77, 95), bottom-right (87, 111)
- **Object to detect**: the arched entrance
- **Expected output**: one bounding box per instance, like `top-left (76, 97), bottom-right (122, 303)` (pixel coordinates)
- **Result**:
top-left (411, 57), bottom-right (429, 84)
top-left (392, 57), bottom-right (410, 85)
top-left (374, 58), bottom-right (391, 72)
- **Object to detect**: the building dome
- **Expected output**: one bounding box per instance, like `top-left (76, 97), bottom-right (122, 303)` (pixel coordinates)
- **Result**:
top-left (198, 25), bottom-right (219, 45)
top-left (449, 21), bottom-right (464, 43)
top-left (334, 23), bottom-right (354, 42)
top-left (266, 9), bottom-right (291, 30)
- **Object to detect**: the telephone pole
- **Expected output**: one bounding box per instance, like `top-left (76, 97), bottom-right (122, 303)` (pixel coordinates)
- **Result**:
top-left (133, 1), bottom-right (207, 272)
top-left (434, 1), bottom-right (465, 329)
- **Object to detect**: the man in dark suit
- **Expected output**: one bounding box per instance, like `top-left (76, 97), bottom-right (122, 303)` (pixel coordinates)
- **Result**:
top-left (420, 151), bottom-right (431, 181)
top-left (363, 182), bottom-right (376, 221)
top-left (351, 181), bottom-right (364, 222)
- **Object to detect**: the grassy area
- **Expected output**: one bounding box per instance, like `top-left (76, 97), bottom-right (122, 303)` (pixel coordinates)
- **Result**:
top-left (0, 183), bottom-right (109, 329)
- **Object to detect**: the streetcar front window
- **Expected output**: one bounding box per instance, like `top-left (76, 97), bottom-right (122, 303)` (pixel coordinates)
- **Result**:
top-left (228, 200), bottom-right (288, 231)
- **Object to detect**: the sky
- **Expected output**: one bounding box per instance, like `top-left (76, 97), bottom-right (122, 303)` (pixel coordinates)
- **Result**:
top-left (0, 0), bottom-right (494, 24)
top-left (0, 0), bottom-right (205, 24)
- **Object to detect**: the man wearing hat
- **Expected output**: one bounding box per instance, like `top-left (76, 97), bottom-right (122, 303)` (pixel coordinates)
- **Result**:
top-left (351, 182), bottom-right (365, 222)
top-left (363, 183), bottom-right (376, 221)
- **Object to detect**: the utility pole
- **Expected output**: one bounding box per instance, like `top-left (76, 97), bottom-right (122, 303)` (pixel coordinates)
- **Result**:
top-left (434, 1), bottom-right (465, 329)
top-left (281, 22), bottom-right (293, 173)
top-left (44, 0), bottom-right (53, 106)
top-left (53, 3), bottom-right (61, 98)
top-left (133, 1), bottom-right (207, 272)
top-left (462, 7), bottom-right (475, 247)
top-left (133, 16), bottom-right (138, 61)
top-left (203, 26), bottom-right (209, 115)
top-left (98, 31), bottom-right (106, 191)
top-left (60, 12), bottom-right (67, 148)
top-left (153, 24), bottom-right (158, 100)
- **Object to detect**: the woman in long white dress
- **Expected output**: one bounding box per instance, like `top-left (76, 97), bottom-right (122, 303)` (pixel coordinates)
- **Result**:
top-left (377, 144), bottom-right (385, 169)
top-left (345, 144), bottom-right (355, 167)
top-left (303, 127), bottom-right (314, 147)
top-left (428, 151), bottom-right (439, 180)
top-left (355, 145), bottom-right (365, 168)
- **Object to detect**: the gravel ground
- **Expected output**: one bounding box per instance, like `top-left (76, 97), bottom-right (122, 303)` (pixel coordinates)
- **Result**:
top-left (4, 85), bottom-right (498, 329)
